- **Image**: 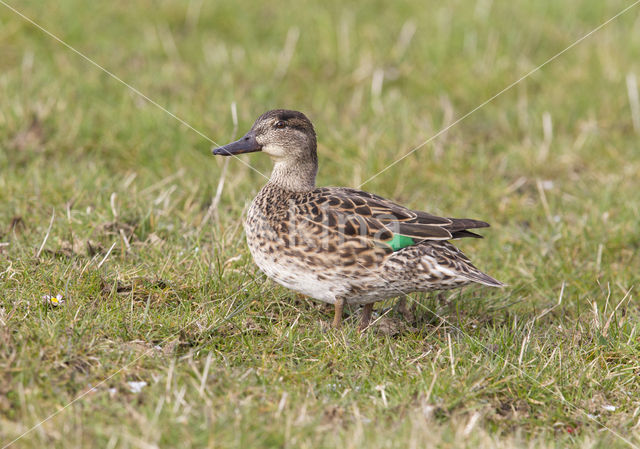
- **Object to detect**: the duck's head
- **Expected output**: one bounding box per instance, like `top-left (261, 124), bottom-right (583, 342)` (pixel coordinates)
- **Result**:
top-left (213, 109), bottom-right (317, 165)
top-left (213, 109), bottom-right (318, 191)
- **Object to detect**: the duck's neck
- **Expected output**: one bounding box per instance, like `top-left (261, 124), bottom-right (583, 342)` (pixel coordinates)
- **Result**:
top-left (269, 159), bottom-right (317, 192)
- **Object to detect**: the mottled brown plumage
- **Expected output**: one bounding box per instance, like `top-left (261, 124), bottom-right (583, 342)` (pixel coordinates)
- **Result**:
top-left (213, 109), bottom-right (503, 331)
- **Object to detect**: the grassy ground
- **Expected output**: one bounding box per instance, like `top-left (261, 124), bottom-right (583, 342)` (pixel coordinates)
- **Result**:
top-left (1, 0), bottom-right (640, 447)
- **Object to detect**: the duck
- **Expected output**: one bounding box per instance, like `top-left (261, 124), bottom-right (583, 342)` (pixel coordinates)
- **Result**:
top-left (213, 109), bottom-right (503, 331)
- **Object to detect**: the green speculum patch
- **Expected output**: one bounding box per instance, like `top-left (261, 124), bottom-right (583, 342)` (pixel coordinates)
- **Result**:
top-left (387, 234), bottom-right (416, 251)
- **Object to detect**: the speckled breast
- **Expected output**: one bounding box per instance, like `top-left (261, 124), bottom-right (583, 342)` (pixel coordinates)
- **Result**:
top-left (244, 189), bottom-right (343, 304)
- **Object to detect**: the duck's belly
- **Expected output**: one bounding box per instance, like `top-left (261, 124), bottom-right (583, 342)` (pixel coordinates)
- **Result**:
top-left (244, 217), bottom-right (398, 304)
top-left (245, 236), bottom-right (473, 304)
top-left (245, 235), bottom-right (340, 303)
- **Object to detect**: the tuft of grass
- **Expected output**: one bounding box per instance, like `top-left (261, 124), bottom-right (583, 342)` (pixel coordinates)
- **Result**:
top-left (1, 0), bottom-right (640, 447)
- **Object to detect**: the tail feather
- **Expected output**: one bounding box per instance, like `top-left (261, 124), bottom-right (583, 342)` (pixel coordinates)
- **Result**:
top-left (418, 241), bottom-right (504, 288)
top-left (451, 230), bottom-right (484, 239)
top-left (447, 217), bottom-right (490, 231)
top-left (445, 218), bottom-right (490, 240)
top-left (462, 270), bottom-right (504, 288)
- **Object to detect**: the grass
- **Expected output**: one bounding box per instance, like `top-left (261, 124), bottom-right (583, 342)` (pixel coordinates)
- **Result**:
top-left (1, 0), bottom-right (640, 447)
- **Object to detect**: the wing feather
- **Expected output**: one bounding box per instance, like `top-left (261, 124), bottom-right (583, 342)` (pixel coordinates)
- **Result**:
top-left (293, 187), bottom-right (490, 251)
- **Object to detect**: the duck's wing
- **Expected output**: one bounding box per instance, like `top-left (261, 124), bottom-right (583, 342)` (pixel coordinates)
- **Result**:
top-left (296, 187), bottom-right (490, 251)
top-left (327, 188), bottom-right (491, 238)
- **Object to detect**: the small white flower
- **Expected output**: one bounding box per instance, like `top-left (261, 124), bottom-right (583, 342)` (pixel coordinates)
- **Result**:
top-left (43, 294), bottom-right (65, 306)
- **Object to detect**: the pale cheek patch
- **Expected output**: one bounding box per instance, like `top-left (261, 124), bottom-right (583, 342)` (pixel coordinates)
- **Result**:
top-left (261, 143), bottom-right (286, 160)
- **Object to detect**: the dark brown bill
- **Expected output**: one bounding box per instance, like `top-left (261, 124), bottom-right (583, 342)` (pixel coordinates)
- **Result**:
top-left (212, 132), bottom-right (261, 156)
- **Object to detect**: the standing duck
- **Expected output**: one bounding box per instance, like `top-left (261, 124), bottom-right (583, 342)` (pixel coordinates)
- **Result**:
top-left (213, 110), bottom-right (503, 331)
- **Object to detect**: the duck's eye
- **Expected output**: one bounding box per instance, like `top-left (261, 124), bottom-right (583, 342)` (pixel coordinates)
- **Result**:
top-left (274, 121), bottom-right (286, 129)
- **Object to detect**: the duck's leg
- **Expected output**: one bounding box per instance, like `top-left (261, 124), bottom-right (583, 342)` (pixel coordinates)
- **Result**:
top-left (396, 297), bottom-right (414, 323)
top-left (358, 303), bottom-right (373, 332)
top-left (396, 297), bottom-right (407, 313)
top-left (332, 298), bottom-right (345, 328)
